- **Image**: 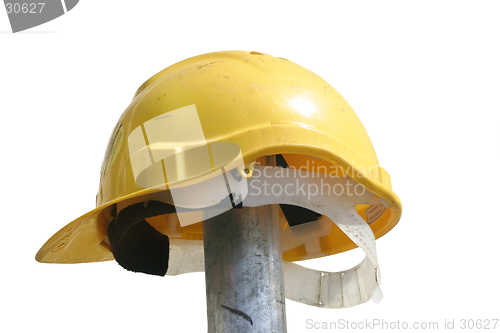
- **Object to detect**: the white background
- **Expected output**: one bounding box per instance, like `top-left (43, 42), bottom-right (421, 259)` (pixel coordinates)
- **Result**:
top-left (1, 1), bottom-right (499, 332)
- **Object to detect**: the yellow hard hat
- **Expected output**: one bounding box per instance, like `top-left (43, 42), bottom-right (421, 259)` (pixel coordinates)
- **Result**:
top-left (36, 50), bottom-right (401, 270)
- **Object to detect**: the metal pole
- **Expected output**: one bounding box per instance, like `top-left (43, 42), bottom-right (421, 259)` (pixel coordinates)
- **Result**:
top-left (203, 156), bottom-right (287, 333)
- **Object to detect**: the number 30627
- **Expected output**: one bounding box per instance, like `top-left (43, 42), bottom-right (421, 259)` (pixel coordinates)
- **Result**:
top-left (5, 3), bottom-right (45, 14)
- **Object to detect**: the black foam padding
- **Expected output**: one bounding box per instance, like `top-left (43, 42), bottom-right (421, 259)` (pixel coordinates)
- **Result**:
top-left (279, 203), bottom-right (322, 227)
top-left (276, 154), bottom-right (322, 227)
top-left (275, 154), bottom-right (289, 169)
top-left (107, 200), bottom-right (176, 276)
top-left (107, 197), bottom-right (241, 276)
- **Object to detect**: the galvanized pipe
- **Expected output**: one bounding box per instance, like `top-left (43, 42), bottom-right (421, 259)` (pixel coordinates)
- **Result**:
top-left (203, 156), bottom-right (287, 333)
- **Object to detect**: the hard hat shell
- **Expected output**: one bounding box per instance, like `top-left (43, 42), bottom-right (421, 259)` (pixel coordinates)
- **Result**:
top-left (36, 50), bottom-right (402, 264)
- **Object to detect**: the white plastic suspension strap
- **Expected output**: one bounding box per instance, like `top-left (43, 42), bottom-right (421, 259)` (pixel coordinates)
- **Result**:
top-left (243, 165), bottom-right (383, 308)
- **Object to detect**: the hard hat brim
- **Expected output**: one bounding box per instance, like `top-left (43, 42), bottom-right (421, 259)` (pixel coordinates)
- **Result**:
top-left (35, 187), bottom-right (164, 264)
